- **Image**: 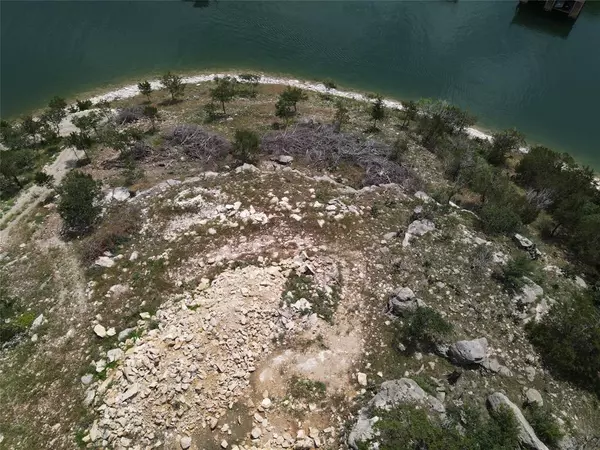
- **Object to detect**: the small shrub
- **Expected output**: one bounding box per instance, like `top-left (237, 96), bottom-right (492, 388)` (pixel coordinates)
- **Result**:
top-left (517, 197), bottom-right (540, 225)
top-left (289, 376), bottom-right (326, 401)
top-left (0, 322), bottom-right (25, 344)
top-left (471, 244), bottom-right (493, 277)
top-left (524, 405), bottom-right (564, 448)
top-left (323, 79), bottom-right (337, 90)
top-left (390, 135), bottom-right (409, 163)
top-left (430, 188), bottom-right (452, 205)
top-left (395, 307), bottom-right (453, 353)
top-left (79, 205), bottom-right (142, 264)
top-left (121, 157), bottom-right (145, 186)
top-left (46, 145), bottom-right (61, 155)
top-left (232, 129), bottom-right (260, 164)
top-left (160, 71), bottom-right (185, 103)
top-left (75, 99), bottom-right (93, 111)
top-left (497, 255), bottom-right (534, 291)
top-left (203, 102), bottom-right (219, 123)
top-left (34, 171), bottom-right (54, 186)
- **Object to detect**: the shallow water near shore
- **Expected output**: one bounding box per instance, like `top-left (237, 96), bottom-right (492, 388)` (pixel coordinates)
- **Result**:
top-left (2, 0), bottom-right (600, 167)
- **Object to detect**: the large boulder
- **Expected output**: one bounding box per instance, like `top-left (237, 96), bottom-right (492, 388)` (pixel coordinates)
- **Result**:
top-left (487, 392), bottom-right (549, 450)
top-left (348, 379), bottom-right (444, 449)
top-left (448, 338), bottom-right (488, 365)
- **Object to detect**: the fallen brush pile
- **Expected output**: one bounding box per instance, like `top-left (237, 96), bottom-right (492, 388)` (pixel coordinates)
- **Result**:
top-left (261, 122), bottom-right (423, 190)
top-left (163, 124), bottom-right (232, 164)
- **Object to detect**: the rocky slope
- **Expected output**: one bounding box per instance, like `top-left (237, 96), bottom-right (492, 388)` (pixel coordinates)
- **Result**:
top-left (1, 81), bottom-right (598, 450)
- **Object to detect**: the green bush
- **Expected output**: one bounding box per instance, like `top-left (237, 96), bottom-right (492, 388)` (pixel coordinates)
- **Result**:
top-left (480, 200), bottom-right (522, 235)
top-left (34, 171), bottom-right (54, 187)
top-left (497, 255), bottom-right (534, 291)
top-left (57, 171), bottom-right (102, 235)
top-left (526, 294), bottom-right (600, 397)
top-left (524, 405), bottom-right (564, 448)
top-left (373, 403), bottom-right (519, 450)
top-left (232, 129), bottom-right (260, 164)
top-left (0, 322), bottom-right (25, 344)
top-left (395, 307), bottom-right (453, 352)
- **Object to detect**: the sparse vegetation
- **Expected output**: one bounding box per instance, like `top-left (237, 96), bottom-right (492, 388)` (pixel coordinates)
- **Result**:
top-left (497, 255), bottom-right (534, 292)
top-left (232, 128), bottom-right (260, 164)
top-left (373, 403), bottom-right (520, 450)
top-left (527, 293), bottom-right (600, 397)
top-left (524, 404), bottom-right (565, 448)
top-left (282, 271), bottom-right (340, 323)
top-left (79, 205), bottom-right (141, 264)
top-left (394, 307), bottom-right (453, 353)
top-left (2, 74), bottom-right (600, 449)
top-left (289, 376), bottom-right (326, 401)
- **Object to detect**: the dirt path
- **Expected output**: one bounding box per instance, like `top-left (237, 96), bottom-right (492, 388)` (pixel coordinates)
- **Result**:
top-left (0, 147), bottom-right (81, 246)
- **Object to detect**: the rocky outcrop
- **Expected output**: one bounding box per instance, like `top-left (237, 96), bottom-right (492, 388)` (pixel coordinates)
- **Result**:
top-left (105, 187), bottom-right (132, 203)
top-left (487, 392), bottom-right (549, 450)
top-left (402, 219), bottom-right (435, 247)
top-left (514, 233), bottom-right (542, 259)
top-left (514, 233), bottom-right (535, 250)
top-left (387, 287), bottom-right (427, 316)
top-left (515, 278), bottom-right (544, 306)
top-left (348, 378), bottom-right (445, 449)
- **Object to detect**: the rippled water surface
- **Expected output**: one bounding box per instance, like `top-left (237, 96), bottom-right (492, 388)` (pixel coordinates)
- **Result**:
top-left (2, 0), bottom-right (600, 166)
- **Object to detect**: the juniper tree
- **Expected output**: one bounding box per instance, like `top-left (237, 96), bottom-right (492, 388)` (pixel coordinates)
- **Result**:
top-left (160, 72), bottom-right (185, 103)
top-left (370, 95), bottom-right (385, 129)
top-left (280, 86), bottom-right (308, 113)
top-left (138, 80), bottom-right (153, 102)
top-left (333, 100), bottom-right (349, 132)
top-left (210, 77), bottom-right (237, 114)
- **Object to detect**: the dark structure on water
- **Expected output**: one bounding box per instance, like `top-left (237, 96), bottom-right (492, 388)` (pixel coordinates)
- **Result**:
top-left (519, 0), bottom-right (586, 19)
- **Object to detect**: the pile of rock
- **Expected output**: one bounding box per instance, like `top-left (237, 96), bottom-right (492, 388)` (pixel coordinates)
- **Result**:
top-left (85, 265), bottom-right (290, 448)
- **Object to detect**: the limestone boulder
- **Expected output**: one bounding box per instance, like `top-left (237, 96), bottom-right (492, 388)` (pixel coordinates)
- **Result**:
top-left (448, 338), bottom-right (488, 365)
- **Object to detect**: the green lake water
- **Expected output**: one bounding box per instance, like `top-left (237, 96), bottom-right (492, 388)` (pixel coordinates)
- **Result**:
top-left (1, 0), bottom-right (600, 167)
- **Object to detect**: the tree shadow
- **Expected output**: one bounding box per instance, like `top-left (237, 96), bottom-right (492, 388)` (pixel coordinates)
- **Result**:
top-left (158, 98), bottom-right (183, 107)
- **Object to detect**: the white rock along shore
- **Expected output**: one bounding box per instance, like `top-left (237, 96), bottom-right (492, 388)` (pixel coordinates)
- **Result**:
top-left (88, 72), bottom-right (499, 145)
